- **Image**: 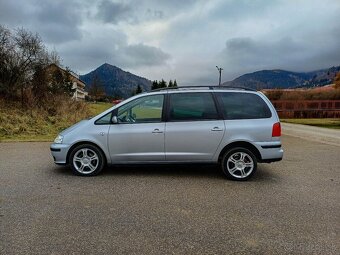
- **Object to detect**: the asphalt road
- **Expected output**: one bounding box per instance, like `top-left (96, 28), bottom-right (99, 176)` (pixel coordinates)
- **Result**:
top-left (282, 123), bottom-right (340, 147)
top-left (0, 135), bottom-right (339, 254)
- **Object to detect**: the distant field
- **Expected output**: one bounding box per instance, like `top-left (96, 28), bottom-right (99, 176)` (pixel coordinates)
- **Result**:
top-left (89, 102), bottom-right (113, 115)
top-left (281, 118), bottom-right (340, 129)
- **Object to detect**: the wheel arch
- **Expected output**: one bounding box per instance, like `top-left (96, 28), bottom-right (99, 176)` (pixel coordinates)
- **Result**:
top-left (66, 141), bottom-right (108, 165)
top-left (218, 141), bottom-right (262, 163)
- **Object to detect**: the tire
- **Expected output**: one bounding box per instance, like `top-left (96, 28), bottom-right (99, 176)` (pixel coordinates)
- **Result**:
top-left (69, 144), bottom-right (105, 176)
top-left (221, 147), bottom-right (257, 181)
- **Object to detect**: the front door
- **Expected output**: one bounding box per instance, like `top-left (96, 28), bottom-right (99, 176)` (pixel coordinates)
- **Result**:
top-left (108, 94), bottom-right (165, 162)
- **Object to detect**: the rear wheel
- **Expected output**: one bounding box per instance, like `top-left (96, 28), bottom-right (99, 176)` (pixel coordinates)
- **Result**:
top-left (69, 144), bottom-right (105, 176)
top-left (221, 147), bottom-right (257, 181)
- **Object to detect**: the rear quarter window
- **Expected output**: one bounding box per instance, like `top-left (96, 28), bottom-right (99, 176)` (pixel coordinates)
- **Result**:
top-left (217, 92), bottom-right (272, 119)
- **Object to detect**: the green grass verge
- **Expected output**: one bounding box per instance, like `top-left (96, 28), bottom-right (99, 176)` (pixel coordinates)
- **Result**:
top-left (281, 118), bottom-right (340, 129)
top-left (88, 102), bottom-right (113, 115)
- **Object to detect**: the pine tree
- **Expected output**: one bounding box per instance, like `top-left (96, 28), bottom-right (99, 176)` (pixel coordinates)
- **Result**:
top-left (173, 79), bottom-right (178, 87)
top-left (159, 79), bottom-right (167, 88)
top-left (151, 80), bottom-right (158, 90)
top-left (168, 80), bottom-right (173, 87)
top-left (135, 84), bottom-right (142, 94)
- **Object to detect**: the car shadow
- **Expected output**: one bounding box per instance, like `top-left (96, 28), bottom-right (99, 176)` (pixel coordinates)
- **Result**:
top-left (252, 165), bottom-right (281, 183)
top-left (103, 163), bottom-right (223, 179)
top-left (53, 163), bottom-right (279, 182)
top-left (52, 165), bottom-right (74, 176)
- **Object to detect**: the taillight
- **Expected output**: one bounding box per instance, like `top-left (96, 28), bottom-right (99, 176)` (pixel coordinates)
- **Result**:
top-left (272, 122), bottom-right (281, 137)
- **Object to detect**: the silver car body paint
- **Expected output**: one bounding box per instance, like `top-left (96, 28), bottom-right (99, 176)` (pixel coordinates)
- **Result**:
top-left (50, 89), bottom-right (283, 165)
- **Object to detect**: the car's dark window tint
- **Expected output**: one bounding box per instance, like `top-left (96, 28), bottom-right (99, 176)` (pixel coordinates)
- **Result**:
top-left (218, 92), bottom-right (272, 119)
top-left (95, 112), bottom-right (112, 124)
top-left (168, 93), bottom-right (219, 121)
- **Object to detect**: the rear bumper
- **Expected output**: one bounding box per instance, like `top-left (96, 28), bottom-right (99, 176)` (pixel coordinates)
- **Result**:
top-left (254, 141), bottom-right (283, 163)
top-left (50, 143), bottom-right (71, 165)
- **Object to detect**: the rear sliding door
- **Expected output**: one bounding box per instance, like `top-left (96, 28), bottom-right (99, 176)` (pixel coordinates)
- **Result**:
top-left (165, 92), bottom-right (225, 161)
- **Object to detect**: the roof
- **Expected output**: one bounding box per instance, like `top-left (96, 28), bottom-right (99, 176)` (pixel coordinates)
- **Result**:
top-left (48, 63), bottom-right (87, 86)
top-left (150, 86), bottom-right (257, 93)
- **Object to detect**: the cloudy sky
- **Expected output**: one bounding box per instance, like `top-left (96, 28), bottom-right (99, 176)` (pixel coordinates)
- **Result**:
top-left (1, 0), bottom-right (340, 85)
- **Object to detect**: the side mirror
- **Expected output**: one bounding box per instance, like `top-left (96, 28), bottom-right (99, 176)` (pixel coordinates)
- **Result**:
top-left (112, 115), bottom-right (118, 124)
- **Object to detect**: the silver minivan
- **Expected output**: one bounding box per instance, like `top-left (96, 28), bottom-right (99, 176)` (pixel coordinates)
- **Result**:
top-left (51, 86), bottom-right (283, 180)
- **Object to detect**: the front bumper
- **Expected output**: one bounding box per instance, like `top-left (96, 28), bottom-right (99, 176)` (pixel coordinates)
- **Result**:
top-left (50, 143), bottom-right (71, 165)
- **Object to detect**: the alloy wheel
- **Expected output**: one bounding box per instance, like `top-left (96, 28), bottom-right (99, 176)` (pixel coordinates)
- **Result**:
top-left (73, 148), bottom-right (99, 174)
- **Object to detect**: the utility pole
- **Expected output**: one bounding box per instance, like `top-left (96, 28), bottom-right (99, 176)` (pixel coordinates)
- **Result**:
top-left (216, 66), bottom-right (223, 86)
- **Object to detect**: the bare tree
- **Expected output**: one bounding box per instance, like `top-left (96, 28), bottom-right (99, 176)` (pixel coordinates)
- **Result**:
top-left (15, 28), bottom-right (50, 106)
top-left (0, 26), bottom-right (52, 107)
top-left (0, 25), bottom-right (15, 97)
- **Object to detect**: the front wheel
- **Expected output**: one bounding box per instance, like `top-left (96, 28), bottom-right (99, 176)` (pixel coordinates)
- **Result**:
top-left (221, 147), bottom-right (257, 181)
top-left (69, 144), bottom-right (105, 176)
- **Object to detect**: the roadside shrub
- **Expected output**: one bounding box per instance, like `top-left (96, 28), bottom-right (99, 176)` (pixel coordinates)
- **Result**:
top-left (265, 88), bottom-right (340, 101)
top-left (0, 97), bottom-right (91, 141)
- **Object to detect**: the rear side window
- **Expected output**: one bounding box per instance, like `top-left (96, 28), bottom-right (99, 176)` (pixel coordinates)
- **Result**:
top-left (217, 92), bottom-right (272, 119)
top-left (168, 93), bottom-right (219, 121)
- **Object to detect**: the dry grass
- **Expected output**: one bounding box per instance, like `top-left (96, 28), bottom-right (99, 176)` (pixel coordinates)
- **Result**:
top-left (0, 100), bottom-right (112, 142)
top-left (265, 87), bottom-right (340, 100)
top-left (281, 118), bottom-right (340, 129)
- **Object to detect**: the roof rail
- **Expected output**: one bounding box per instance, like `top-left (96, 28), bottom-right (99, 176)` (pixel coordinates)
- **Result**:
top-left (151, 85), bottom-right (256, 92)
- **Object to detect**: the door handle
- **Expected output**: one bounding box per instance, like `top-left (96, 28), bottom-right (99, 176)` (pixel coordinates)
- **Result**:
top-left (152, 128), bottom-right (163, 133)
top-left (211, 127), bottom-right (223, 131)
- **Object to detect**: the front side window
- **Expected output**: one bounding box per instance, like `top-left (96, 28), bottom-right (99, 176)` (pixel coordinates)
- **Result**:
top-left (95, 112), bottom-right (112, 124)
top-left (217, 92), bottom-right (272, 119)
top-left (117, 94), bottom-right (164, 123)
top-left (168, 93), bottom-right (219, 121)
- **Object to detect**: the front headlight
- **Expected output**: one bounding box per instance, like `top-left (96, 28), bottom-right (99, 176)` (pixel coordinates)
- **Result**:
top-left (54, 134), bottom-right (64, 144)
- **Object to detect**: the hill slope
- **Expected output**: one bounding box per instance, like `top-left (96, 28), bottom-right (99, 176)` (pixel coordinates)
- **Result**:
top-left (80, 63), bottom-right (152, 98)
top-left (222, 66), bottom-right (340, 89)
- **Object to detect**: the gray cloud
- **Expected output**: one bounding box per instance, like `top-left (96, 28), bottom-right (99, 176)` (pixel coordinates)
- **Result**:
top-left (221, 32), bottom-right (340, 77)
top-left (209, 0), bottom-right (279, 22)
top-left (0, 0), bottom-right (25, 25)
top-left (96, 0), bottom-right (133, 24)
top-left (224, 37), bottom-right (304, 67)
top-left (121, 43), bottom-right (170, 67)
top-left (34, 0), bottom-right (83, 43)
top-left (145, 9), bottom-right (164, 20)
top-left (0, 0), bottom-right (83, 44)
top-left (0, 0), bottom-right (339, 83)
top-left (58, 29), bottom-right (170, 73)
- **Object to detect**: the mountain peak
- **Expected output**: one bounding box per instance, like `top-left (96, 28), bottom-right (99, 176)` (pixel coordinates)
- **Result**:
top-left (80, 63), bottom-right (151, 98)
top-left (97, 62), bottom-right (120, 70)
top-left (223, 66), bottom-right (340, 89)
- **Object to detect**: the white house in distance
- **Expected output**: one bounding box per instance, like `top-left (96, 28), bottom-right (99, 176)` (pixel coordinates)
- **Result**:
top-left (69, 70), bottom-right (88, 100)
top-left (47, 64), bottom-right (88, 100)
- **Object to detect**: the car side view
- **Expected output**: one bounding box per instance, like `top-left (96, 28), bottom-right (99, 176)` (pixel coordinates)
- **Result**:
top-left (51, 86), bottom-right (283, 181)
